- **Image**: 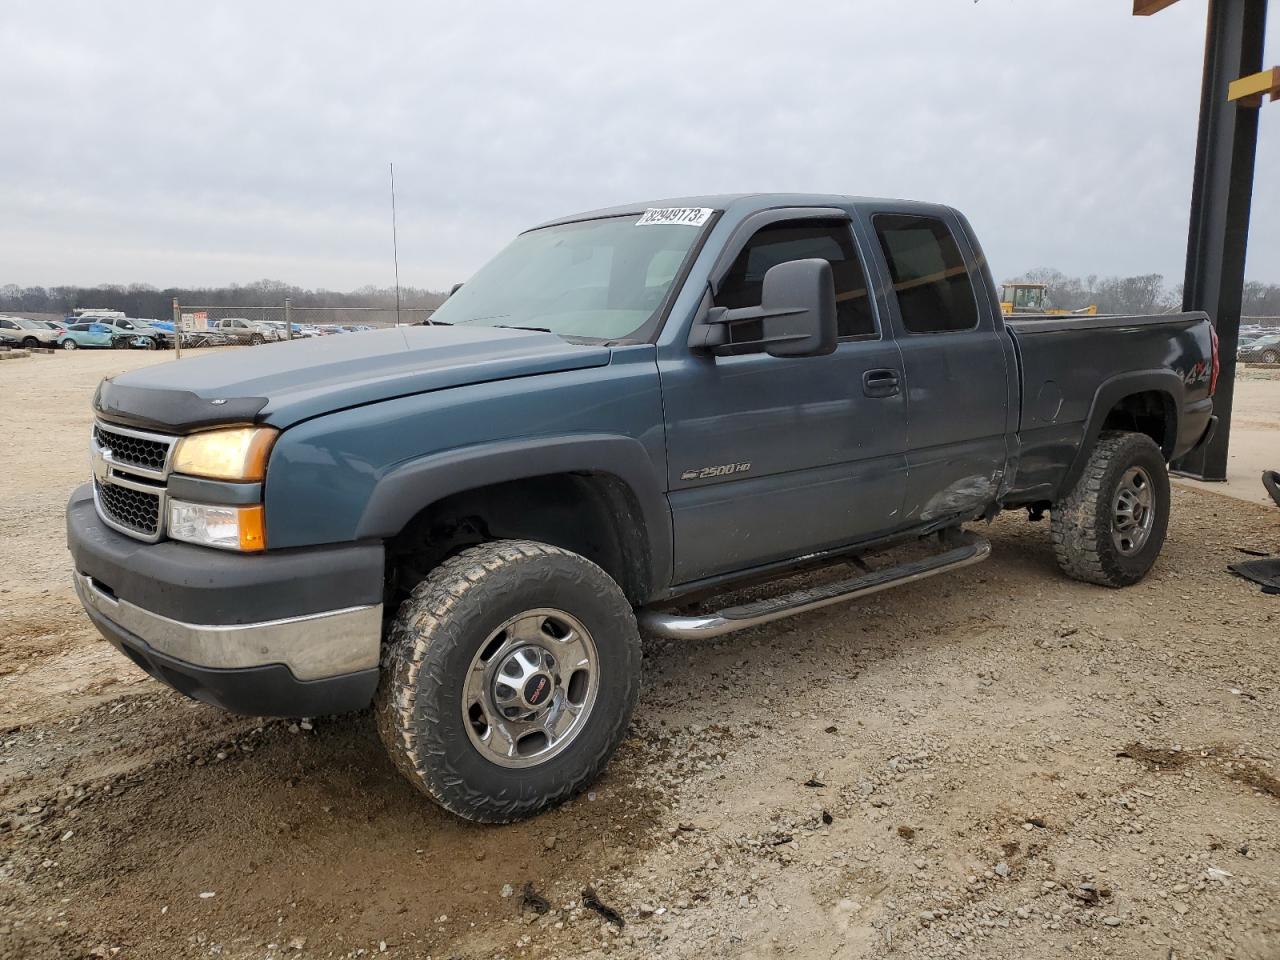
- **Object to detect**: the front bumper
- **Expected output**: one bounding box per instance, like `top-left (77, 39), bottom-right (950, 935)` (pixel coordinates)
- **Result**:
top-left (67, 483), bottom-right (384, 716)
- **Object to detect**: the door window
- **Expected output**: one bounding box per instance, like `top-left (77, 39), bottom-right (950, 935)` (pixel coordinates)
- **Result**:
top-left (873, 215), bottom-right (979, 333)
top-left (715, 220), bottom-right (877, 340)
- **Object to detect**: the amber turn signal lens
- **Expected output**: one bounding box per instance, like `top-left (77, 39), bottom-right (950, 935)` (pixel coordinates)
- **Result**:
top-left (238, 505), bottom-right (266, 552)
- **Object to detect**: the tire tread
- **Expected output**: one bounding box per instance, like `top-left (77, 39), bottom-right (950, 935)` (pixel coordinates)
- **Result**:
top-left (374, 539), bottom-right (640, 823)
top-left (1050, 431), bottom-right (1167, 587)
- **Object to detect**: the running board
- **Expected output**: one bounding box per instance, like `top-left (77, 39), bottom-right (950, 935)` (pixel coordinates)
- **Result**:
top-left (638, 530), bottom-right (991, 640)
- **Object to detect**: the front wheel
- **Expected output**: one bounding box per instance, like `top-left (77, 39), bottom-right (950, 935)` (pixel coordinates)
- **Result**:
top-left (1051, 431), bottom-right (1170, 587)
top-left (376, 540), bottom-right (641, 823)
top-left (250, 333), bottom-right (264, 345)
top-left (1262, 348), bottom-right (1279, 365)
top-left (21, 337), bottom-right (38, 349)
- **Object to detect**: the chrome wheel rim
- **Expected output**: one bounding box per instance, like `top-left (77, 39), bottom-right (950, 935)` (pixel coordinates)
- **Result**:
top-left (1112, 465), bottom-right (1156, 555)
top-left (462, 608), bottom-right (599, 768)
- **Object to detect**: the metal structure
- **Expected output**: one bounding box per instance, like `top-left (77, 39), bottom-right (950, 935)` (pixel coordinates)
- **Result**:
top-left (1137, 0), bottom-right (1273, 480)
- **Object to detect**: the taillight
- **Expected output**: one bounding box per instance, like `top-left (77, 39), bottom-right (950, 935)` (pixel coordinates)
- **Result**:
top-left (1208, 324), bottom-right (1220, 397)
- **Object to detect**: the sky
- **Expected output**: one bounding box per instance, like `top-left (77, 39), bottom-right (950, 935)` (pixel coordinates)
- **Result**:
top-left (1, 0), bottom-right (1277, 292)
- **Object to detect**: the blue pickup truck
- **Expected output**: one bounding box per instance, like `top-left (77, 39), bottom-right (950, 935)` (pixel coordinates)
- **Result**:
top-left (68, 194), bottom-right (1217, 821)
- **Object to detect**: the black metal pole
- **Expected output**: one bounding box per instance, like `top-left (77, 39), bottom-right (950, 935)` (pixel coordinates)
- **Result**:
top-left (1172, 0), bottom-right (1267, 480)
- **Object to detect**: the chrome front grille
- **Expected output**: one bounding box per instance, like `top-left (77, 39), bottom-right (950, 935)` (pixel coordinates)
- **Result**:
top-left (95, 479), bottom-right (161, 536)
top-left (91, 420), bottom-right (176, 542)
top-left (93, 423), bottom-right (170, 472)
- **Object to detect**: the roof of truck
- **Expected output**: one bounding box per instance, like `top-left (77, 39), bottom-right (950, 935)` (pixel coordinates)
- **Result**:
top-left (529, 193), bottom-right (956, 231)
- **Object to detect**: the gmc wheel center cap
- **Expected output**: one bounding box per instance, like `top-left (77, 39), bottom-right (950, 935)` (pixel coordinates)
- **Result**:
top-left (523, 673), bottom-right (552, 708)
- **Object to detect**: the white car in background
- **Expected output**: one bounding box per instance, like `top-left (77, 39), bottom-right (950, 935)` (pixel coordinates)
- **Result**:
top-left (209, 317), bottom-right (283, 345)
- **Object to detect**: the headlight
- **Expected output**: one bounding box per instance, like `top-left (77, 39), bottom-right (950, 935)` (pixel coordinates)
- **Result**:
top-left (168, 500), bottom-right (266, 552)
top-left (173, 426), bottom-right (277, 481)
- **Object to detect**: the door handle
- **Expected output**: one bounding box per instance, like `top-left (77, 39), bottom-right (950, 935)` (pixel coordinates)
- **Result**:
top-left (862, 368), bottom-right (900, 398)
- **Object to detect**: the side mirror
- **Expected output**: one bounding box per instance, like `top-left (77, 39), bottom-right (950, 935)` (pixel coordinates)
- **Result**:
top-left (692, 258), bottom-right (838, 358)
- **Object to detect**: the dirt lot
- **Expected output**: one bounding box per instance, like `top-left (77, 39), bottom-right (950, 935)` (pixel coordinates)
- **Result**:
top-left (2, 350), bottom-right (1279, 960)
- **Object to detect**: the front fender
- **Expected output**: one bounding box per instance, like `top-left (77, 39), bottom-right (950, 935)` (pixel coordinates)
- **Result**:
top-left (355, 433), bottom-right (673, 595)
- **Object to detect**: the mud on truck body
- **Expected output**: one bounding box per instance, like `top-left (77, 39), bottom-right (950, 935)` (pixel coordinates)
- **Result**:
top-left (68, 194), bottom-right (1217, 821)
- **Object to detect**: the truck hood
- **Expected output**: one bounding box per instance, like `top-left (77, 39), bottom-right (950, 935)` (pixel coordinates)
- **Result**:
top-left (95, 325), bottom-right (612, 433)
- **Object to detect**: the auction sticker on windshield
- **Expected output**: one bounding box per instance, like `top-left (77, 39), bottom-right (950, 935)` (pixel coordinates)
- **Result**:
top-left (636, 207), bottom-right (714, 227)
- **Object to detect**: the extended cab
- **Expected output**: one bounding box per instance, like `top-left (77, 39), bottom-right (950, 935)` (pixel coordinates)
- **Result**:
top-left (67, 194), bottom-right (1217, 822)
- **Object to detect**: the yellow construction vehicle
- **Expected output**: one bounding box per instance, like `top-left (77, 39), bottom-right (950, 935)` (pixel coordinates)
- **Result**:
top-left (1000, 282), bottom-right (1098, 316)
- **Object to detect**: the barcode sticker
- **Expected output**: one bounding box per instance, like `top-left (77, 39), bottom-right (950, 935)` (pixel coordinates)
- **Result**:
top-left (635, 207), bottom-right (714, 227)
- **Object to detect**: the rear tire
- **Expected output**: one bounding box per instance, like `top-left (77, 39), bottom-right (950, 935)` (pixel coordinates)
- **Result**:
top-left (375, 540), bottom-right (642, 823)
top-left (1051, 431), bottom-right (1170, 587)
top-left (1262, 348), bottom-right (1279, 365)
top-left (61, 339), bottom-right (78, 350)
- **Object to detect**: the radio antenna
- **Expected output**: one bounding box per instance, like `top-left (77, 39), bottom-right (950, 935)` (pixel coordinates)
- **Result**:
top-left (390, 161), bottom-right (402, 326)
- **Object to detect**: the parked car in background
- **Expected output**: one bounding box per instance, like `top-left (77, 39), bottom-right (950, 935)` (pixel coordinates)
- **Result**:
top-left (1240, 333), bottom-right (1280, 364)
top-left (79, 316), bottom-right (171, 349)
top-left (259, 321), bottom-right (318, 339)
top-left (0, 316), bottom-right (61, 348)
top-left (57, 322), bottom-right (117, 350)
top-left (209, 317), bottom-right (280, 345)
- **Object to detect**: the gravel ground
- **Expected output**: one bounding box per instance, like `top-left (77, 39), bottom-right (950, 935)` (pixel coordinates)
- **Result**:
top-left (2, 350), bottom-right (1278, 960)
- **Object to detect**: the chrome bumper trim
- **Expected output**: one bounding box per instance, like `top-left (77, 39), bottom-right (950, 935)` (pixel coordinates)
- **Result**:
top-left (73, 570), bottom-right (382, 680)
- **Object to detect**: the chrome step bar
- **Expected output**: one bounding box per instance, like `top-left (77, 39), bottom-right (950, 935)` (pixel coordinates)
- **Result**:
top-left (638, 530), bottom-right (991, 640)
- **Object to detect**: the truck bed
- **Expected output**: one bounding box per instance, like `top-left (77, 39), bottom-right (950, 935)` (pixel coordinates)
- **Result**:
top-left (1003, 311), bottom-right (1215, 505)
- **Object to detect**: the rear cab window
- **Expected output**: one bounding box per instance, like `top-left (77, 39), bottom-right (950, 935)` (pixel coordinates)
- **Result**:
top-left (872, 214), bottom-right (979, 334)
top-left (714, 220), bottom-right (877, 342)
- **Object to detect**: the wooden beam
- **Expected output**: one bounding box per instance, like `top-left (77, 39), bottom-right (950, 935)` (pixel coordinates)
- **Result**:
top-left (1228, 67), bottom-right (1280, 106)
top-left (1134, 0), bottom-right (1181, 14)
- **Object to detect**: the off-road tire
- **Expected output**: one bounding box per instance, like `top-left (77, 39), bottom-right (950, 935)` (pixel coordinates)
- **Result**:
top-left (1262, 348), bottom-right (1279, 365)
top-left (375, 540), bottom-right (642, 823)
top-left (1051, 431), bottom-right (1170, 587)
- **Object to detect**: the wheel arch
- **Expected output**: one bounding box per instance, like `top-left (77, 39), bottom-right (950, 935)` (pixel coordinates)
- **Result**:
top-left (1057, 371), bottom-right (1182, 501)
top-left (358, 435), bottom-right (672, 604)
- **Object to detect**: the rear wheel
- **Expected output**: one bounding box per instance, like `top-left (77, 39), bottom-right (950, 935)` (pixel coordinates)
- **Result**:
top-left (61, 339), bottom-right (78, 350)
top-left (1051, 431), bottom-right (1170, 587)
top-left (376, 540), bottom-right (641, 823)
top-left (1262, 348), bottom-right (1279, 365)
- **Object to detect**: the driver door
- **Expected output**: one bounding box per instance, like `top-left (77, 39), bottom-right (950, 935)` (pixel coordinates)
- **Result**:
top-left (658, 212), bottom-right (909, 585)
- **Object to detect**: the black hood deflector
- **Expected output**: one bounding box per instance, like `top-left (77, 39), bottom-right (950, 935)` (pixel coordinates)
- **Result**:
top-left (95, 380), bottom-right (268, 433)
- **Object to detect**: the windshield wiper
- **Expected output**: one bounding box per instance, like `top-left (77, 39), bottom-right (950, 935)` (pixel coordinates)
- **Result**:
top-left (492, 323), bottom-right (552, 333)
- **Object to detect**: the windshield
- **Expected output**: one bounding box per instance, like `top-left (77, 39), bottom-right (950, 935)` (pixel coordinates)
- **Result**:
top-left (430, 213), bottom-right (710, 340)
